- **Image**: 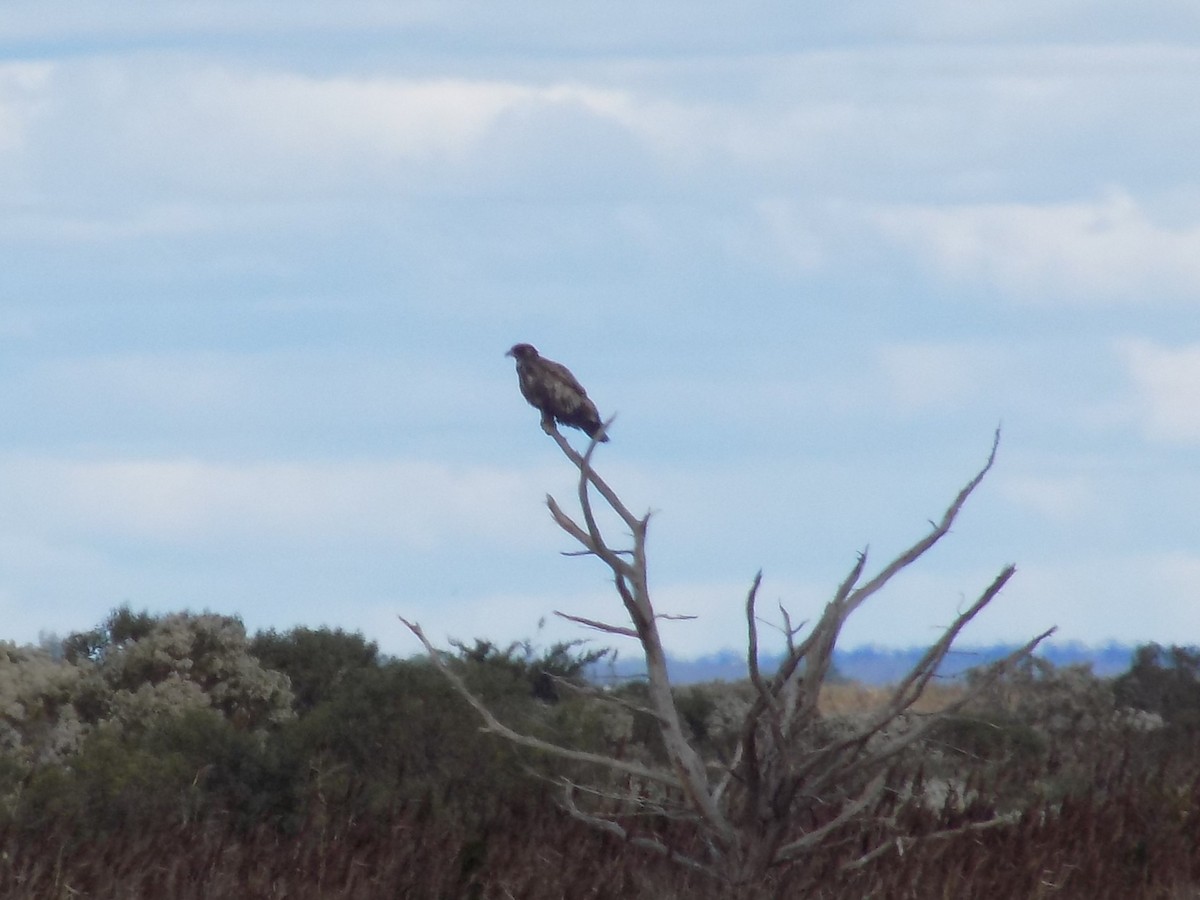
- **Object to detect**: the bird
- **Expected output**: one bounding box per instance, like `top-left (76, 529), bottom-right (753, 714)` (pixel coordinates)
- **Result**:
top-left (505, 343), bottom-right (609, 442)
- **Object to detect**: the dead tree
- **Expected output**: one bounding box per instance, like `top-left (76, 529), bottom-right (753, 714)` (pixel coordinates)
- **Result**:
top-left (402, 425), bottom-right (1054, 890)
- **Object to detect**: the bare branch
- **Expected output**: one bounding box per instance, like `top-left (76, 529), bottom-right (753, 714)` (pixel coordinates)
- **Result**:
top-left (745, 571), bottom-right (766, 695)
top-left (546, 495), bottom-right (595, 552)
top-left (551, 676), bottom-right (670, 723)
top-left (558, 776), bottom-right (702, 822)
top-left (778, 603), bottom-right (798, 656)
top-left (547, 417), bottom-right (641, 531)
top-left (801, 625), bottom-right (1056, 801)
top-left (399, 616), bottom-right (679, 788)
top-left (554, 610), bottom-right (639, 639)
top-left (792, 571), bottom-right (1041, 796)
top-left (868, 626), bottom-right (1057, 762)
top-left (559, 781), bottom-right (716, 877)
top-left (841, 808), bottom-right (1021, 873)
top-left (548, 423), bottom-right (738, 845)
top-left (880, 566), bottom-right (1018, 718)
top-left (778, 549), bottom-right (870, 721)
top-left (775, 772), bottom-right (887, 860)
top-left (561, 549), bottom-right (634, 558)
top-left (844, 427), bottom-right (1001, 619)
top-left (744, 571), bottom-right (787, 787)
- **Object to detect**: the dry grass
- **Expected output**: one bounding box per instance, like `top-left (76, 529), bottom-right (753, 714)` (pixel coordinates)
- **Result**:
top-left (819, 679), bottom-right (967, 716)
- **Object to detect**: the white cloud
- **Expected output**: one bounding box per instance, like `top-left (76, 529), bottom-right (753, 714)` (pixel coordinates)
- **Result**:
top-left (0, 63), bottom-right (52, 153)
top-left (0, 62), bottom-right (53, 202)
top-left (0, 456), bottom-right (556, 551)
top-left (204, 73), bottom-right (532, 163)
top-left (872, 191), bottom-right (1200, 305)
top-left (1119, 339), bottom-right (1200, 442)
top-left (11, 43), bottom-right (1200, 240)
top-left (19, 60), bottom-right (666, 202)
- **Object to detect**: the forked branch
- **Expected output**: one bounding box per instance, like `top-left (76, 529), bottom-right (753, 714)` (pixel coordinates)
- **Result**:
top-left (398, 616), bottom-right (680, 789)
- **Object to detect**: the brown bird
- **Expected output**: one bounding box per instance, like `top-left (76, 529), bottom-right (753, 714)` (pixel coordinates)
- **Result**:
top-left (506, 343), bottom-right (609, 442)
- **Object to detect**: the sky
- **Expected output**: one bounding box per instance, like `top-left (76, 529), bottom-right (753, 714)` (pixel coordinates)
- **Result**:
top-left (3, 3), bottom-right (1200, 661)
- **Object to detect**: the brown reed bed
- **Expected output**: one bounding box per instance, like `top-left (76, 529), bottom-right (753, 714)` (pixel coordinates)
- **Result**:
top-left (2, 759), bottom-right (1198, 900)
top-left (2, 725), bottom-right (1199, 900)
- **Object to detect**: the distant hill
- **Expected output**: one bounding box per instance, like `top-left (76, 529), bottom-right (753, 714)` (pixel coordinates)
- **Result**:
top-left (826, 641), bottom-right (1135, 685)
top-left (602, 641), bottom-right (1137, 686)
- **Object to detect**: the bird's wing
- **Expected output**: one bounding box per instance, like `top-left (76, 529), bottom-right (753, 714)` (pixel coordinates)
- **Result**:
top-left (541, 358), bottom-right (591, 402)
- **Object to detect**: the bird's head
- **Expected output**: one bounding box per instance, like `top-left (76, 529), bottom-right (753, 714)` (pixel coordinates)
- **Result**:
top-left (505, 343), bottom-right (538, 360)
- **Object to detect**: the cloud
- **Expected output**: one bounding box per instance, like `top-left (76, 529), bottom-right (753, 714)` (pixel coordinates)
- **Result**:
top-left (14, 59), bottom-right (667, 204)
top-left (206, 74), bottom-right (532, 164)
top-left (0, 63), bottom-right (51, 151)
top-left (0, 455), bottom-right (557, 552)
top-left (5, 2), bottom-right (1200, 52)
top-left (10, 42), bottom-right (1200, 271)
top-left (1119, 339), bottom-right (1200, 442)
top-left (872, 191), bottom-right (1200, 305)
top-left (0, 62), bottom-right (52, 202)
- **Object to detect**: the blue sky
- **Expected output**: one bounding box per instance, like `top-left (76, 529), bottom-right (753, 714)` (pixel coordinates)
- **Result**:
top-left (3, 3), bottom-right (1200, 659)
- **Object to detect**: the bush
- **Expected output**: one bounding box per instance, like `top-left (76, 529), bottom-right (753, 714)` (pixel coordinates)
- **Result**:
top-left (1113, 643), bottom-right (1200, 729)
top-left (250, 627), bottom-right (379, 714)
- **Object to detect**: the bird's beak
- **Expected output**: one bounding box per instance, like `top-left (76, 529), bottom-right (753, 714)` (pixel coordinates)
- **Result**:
top-left (504, 349), bottom-right (514, 358)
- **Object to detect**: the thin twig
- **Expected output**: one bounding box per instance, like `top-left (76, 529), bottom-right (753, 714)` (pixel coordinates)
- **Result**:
top-left (554, 610), bottom-right (639, 639)
top-left (399, 616), bottom-right (679, 788)
top-left (559, 781), bottom-right (717, 877)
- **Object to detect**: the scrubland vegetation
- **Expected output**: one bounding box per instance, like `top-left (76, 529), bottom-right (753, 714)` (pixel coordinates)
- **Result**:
top-left (0, 607), bottom-right (1199, 898)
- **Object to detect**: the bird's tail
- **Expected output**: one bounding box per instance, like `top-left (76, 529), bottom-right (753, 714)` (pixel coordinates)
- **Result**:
top-left (587, 422), bottom-right (611, 443)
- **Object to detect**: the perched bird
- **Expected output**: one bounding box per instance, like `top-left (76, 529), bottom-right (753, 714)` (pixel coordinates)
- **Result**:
top-left (506, 343), bottom-right (609, 442)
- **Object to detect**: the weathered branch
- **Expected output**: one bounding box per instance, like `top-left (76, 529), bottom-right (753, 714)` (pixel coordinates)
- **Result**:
top-left (546, 418), bottom-right (638, 529)
top-left (550, 675), bottom-right (670, 723)
top-left (858, 625), bottom-right (1057, 769)
top-left (845, 426), bottom-right (1001, 619)
top-left (554, 610), bottom-right (639, 639)
top-left (560, 781), bottom-right (716, 876)
top-left (841, 807), bottom-right (1022, 873)
top-left (775, 772), bottom-right (887, 861)
top-left (545, 426), bottom-right (738, 847)
top-left (398, 616), bottom-right (680, 789)
top-left (744, 572), bottom-right (776, 720)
